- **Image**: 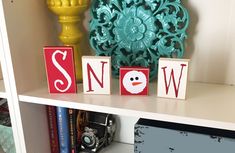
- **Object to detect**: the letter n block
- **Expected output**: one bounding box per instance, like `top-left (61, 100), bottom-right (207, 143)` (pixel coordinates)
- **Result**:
top-left (157, 58), bottom-right (190, 99)
top-left (44, 46), bottom-right (77, 93)
top-left (120, 67), bottom-right (149, 95)
top-left (82, 56), bottom-right (111, 94)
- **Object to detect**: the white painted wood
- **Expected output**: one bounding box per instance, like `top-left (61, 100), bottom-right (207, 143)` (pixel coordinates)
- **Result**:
top-left (19, 80), bottom-right (235, 131)
top-left (114, 115), bottom-right (138, 144)
top-left (157, 58), bottom-right (189, 99)
top-left (82, 56), bottom-right (111, 95)
top-left (101, 142), bottom-right (133, 153)
top-left (0, 1), bottom-right (26, 153)
top-left (19, 103), bottom-right (50, 153)
top-left (0, 80), bottom-right (6, 98)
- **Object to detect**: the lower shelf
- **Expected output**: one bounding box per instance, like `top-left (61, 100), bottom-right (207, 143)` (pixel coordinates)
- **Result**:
top-left (101, 142), bottom-right (133, 153)
top-left (19, 80), bottom-right (235, 130)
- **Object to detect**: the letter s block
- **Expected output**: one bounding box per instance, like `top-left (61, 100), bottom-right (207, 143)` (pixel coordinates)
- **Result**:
top-left (157, 58), bottom-right (190, 99)
top-left (82, 56), bottom-right (111, 94)
top-left (44, 46), bottom-right (77, 93)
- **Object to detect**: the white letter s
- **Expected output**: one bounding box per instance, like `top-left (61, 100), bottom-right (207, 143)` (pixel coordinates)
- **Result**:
top-left (52, 50), bottom-right (72, 92)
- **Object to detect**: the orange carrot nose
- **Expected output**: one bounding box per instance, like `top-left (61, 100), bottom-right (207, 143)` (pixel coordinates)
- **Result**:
top-left (132, 82), bottom-right (142, 86)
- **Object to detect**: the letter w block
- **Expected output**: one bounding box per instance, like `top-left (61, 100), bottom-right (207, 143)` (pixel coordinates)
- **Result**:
top-left (157, 58), bottom-right (190, 100)
top-left (82, 56), bottom-right (111, 94)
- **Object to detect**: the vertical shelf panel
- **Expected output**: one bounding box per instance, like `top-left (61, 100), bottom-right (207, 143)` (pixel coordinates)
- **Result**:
top-left (19, 102), bottom-right (50, 153)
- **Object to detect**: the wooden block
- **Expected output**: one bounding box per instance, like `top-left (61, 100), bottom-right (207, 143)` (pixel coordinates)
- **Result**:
top-left (157, 58), bottom-right (190, 99)
top-left (44, 46), bottom-right (77, 93)
top-left (82, 56), bottom-right (111, 94)
top-left (120, 67), bottom-right (149, 95)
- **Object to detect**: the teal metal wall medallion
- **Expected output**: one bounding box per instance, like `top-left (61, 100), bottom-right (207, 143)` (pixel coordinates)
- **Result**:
top-left (89, 0), bottom-right (189, 80)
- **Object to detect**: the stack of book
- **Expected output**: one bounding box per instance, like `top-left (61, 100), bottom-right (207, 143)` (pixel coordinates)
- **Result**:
top-left (46, 106), bottom-right (88, 153)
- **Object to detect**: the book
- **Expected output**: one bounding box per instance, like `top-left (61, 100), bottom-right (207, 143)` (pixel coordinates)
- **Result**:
top-left (68, 109), bottom-right (78, 153)
top-left (57, 107), bottom-right (70, 153)
top-left (46, 106), bottom-right (60, 153)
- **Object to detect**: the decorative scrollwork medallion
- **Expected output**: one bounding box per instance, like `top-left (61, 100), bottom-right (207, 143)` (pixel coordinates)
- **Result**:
top-left (89, 0), bottom-right (189, 80)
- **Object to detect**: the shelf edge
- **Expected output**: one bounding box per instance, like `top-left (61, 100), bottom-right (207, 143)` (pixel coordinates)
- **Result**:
top-left (19, 94), bottom-right (235, 131)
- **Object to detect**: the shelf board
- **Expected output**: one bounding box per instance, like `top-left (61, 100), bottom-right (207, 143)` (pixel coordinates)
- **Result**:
top-left (19, 80), bottom-right (235, 131)
top-left (101, 142), bottom-right (132, 153)
top-left (0, 80), bottom-right (6, 98)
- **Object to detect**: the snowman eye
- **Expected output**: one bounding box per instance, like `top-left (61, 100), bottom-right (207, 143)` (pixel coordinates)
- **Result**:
top-left (130, 78), bottom-right (134, 81)
top-left (135, 77), bottom-right (139, 80)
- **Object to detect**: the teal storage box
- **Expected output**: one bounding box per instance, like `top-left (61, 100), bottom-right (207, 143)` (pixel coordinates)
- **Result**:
top-left (134, 119), bottom-right (235, 153)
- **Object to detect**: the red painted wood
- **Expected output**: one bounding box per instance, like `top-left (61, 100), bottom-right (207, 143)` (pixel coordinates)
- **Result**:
top-left (120, 67), bottom-right (149, 95)
top-left (44, 46), bottom-right (77, 93)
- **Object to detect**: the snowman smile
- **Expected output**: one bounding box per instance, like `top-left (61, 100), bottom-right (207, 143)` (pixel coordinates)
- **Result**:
top-left (132, 82), bottom-right (142, 86)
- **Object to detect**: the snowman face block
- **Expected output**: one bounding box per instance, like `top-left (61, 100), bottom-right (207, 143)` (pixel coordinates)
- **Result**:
top-left (157, 58), bottom-right (190, 99)
top-left (120, 67), bottom-right (149, 95)
top-left (82, 56), bottom-right (111, 94)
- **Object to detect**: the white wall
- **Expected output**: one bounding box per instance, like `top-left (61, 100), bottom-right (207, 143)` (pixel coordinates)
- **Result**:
top-left (184, 0), bottom-right (235, 85)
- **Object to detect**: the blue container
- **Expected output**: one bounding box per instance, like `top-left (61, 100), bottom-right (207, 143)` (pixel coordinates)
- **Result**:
top-left (134, 119), bottom-right (235, 153)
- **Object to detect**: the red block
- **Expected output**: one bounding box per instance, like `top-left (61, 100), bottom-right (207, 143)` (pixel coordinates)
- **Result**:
top-left (120, 67), bottom-right (149, 95)
top-left (44, 46), bottom-right (77, 93)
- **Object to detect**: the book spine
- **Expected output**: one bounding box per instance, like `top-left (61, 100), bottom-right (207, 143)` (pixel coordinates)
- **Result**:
top-left (46, 106), bottom-right (59, 153)
top-left (68, 109), bottom-right (78, 153)
top-left (57, 107), bottom-right (70, 153)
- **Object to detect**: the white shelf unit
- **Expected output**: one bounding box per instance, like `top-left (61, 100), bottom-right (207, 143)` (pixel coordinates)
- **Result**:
top-left (0, 0), bottom-right (235, 153)
top-left (0, 2), bottom-right (20, 153)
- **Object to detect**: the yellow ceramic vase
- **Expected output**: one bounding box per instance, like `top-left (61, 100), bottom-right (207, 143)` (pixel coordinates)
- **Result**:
top-left (47, 0), bottom-right (89, 82)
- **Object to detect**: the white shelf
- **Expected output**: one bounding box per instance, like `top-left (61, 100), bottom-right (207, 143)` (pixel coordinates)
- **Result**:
top-left (19, 79), bottom-right (235, 131)
top-left (0, 80), bottom-right (6, 98)
top-left (101, 142), bottom-right (132, 153)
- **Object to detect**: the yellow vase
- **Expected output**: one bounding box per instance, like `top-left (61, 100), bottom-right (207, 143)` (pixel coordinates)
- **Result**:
top-left (47, 0), bottom-right (89, 82)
